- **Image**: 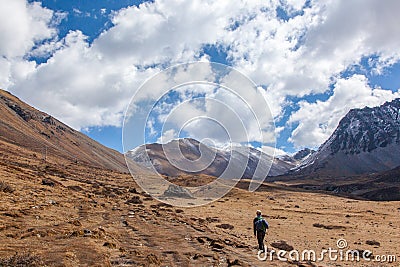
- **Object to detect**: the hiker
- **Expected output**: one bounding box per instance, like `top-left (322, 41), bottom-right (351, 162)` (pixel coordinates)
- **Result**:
top-left (253, 210), bottom-right (269, 252)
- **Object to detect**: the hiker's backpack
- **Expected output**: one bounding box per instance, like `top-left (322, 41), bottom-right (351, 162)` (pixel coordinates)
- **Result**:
top-left (255, 217), bottom-right (268, 231)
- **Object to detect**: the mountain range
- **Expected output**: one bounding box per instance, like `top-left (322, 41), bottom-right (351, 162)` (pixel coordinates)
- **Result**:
top-left (128, 98), bottom-right (400, 180)
top-left (126, 138), bottom-right (312, 179)
top-left (127, 98), bottom-right (400, 200)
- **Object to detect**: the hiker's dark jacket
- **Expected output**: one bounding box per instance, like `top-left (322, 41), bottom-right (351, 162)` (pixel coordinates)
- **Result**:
top-left (253, 216), bottom-right (269, 236)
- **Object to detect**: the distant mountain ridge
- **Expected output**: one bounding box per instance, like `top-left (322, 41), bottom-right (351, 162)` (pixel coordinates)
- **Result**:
top-left (294, 98), bottom-right (400, 176)
top-left (278, 148), bottom-right (315, 165)
top-left (126, 138), bottom-right (307, 178)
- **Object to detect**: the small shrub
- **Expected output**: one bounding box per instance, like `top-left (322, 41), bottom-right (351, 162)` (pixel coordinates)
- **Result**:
top-left (206, 217), bottom-right (220, 223)
top-left (128, 187), bottom-right (138, 194)
top-left (41, 179), bottom-right (55, 187)
top-left (0, 181), bottom-right (14, 193)
top-left (125, 196), bottom-right (143, 204)
top-left (0, 252), bottom-right (45, 266)
top-left (103, 242), bottom-right (117, 249)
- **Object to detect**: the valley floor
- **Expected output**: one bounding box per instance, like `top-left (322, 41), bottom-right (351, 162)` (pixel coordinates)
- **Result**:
top-left (0, 143), bottom-right (399, 266)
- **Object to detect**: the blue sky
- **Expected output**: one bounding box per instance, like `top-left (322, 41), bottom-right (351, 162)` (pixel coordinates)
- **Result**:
top-left (1, 0), bottom-right (400, 155)
top-left (30, 0), bottom-right (145, 43)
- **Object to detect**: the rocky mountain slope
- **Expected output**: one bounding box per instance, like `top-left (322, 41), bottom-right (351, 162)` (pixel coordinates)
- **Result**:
top-left (294, 98), bottom-right (400, 176)
top-left (126, 138), bottom-right (296, 178)
top-left (278, 148), bottom-right (315, 166)
top-left (324, 165), bottom-right (400, 201)
top-left (0, 89), bottom-right (146, 173)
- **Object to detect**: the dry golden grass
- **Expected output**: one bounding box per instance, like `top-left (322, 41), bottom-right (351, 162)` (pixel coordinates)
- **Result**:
top-left (1, 139), bottom-right (399, 267)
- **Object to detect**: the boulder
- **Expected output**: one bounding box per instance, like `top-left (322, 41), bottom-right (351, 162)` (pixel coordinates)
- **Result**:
top-left (162, 184), bottom-right (194, 199)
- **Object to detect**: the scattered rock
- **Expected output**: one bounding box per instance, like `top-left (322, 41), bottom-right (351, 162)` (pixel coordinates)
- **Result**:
top-left (196, 236), bottom-right (213, 244)
top-left (270, 215), bottom-right (287, 220)
top-left (6, 102), bottom-right (32, 121)
top-left (2, 211), bottom-right (21, 218)
top-left (121, 220), bottom-right (138, 231)
top-left (41, 178), bottom-right (55, 187)
top-left (103, 242), bottom-right (117, 249)
top-left (69, 230), bottom-right (85, 237)
top-left (83, 229), bottom-right (92, 236)
top-left (146, 253), bottom-right (161, 265)
top-left (270, 240), bottom-right (294, 251)
top-left (92, 183), bottom-right (100, 189)
top-left (175, 209), bottom-right (184, 213)
top-left (192, 253), bottom-right (202, 260)
top-left (68, 228), bottom-right (104, 239)
top-left (151, 202), bottom-right (173, 208)
top-left (294, 205), bottom-right (300, 208)
top-left (366, 240), bottom-right (380, 246)
top-left (70, 220), bottom-right (82, 226)
top-left (227, 259), bottom-right (243, 267)
top-left (67, 185), bottom-right (83, 192)
top-left (162, 184), bottom-right (194, 199)
top-left (197, 237), bottom-right (205, 244)
top-left (42, 115), bottom-right (55, 125)
top-left (206, 217), bottom-right (220, 223)
top-left (125, 196), bottom-right (143, 204)
top-left (128, 187), bottom-right (138, 194)
top-left (312, 223), bottom-right (346, 230)
top-left (141, 192), bottom-right (152, 197)
top-left (65, 251), bottom-right (75, 259)
top-left (216, 224), bottom-right (234, 230)
top-left (0, 181), bottom-right (14, 193)
top-left (210, 240), bottom-right (224, 251)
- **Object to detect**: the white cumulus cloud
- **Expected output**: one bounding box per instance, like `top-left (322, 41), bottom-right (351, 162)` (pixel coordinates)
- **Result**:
top-left (288, 74), bottom-right (400, 147)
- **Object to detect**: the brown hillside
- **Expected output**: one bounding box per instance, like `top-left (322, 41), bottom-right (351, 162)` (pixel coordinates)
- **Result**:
top-left (0, 89), bottom-right (136, 173)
